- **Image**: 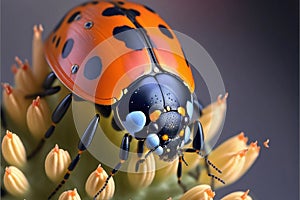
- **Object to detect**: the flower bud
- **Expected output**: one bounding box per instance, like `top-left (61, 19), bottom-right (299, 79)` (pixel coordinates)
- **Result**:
top-left (240, 141), bottom-right (260, 176)
top-left (14, 56), bottom-right (40, 94)
top-left (180, 184), bottom-right (215, 200)
top-left (3, 166), bottom-right (29, 197)
top-left (32, 24), bottom-right (50, 86)
top-left (200, 93), bottom-right (228, 142)
top-left (199, 148), bottom-right (248, 188)
top-left (85, 164), bottom-right (115, 200)
top-left (207, 132), bottom-right (248, 157)
top-left (26, 96), bottom-right (51, 139)
top-left (221, 190), bottom-right (252, 200)
top-left (58, 188), bottom-right (81, 200)
top-left (1, 130), bottom-right (26, 168)
top-left (127, 152), bottom-right (155, 189)
top-left (45, 144), bottom-right (71, 182)
top-left (2, 83), bottom-right (31, 127)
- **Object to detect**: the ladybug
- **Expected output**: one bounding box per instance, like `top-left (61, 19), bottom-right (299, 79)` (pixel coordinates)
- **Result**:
top-left (40, 1), bottom-right (222, 199)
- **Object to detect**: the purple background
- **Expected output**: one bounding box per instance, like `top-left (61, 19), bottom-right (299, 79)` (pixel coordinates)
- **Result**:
top-left (1, 0), bottom-right (299, 199)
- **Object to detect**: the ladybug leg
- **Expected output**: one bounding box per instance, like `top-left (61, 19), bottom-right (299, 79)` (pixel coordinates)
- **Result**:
top-left (48, 114), bottom-right (100, 200)
top-left (135, 134), bottom-right (164, 171)
top-left (177, 155), bottom-right (188, 192)
top-left (137, 140), bottom-right (145, 158)
top-left (183, 120), bottom-right (224, 189)
top-left (42, 71), bottom-right (56, 89)
top-left (27, 93), bottom-right (73, 159)
top-left (25, 72), bottom-right (60, 98)
top-left (94, 133), bottom-right (132, 199)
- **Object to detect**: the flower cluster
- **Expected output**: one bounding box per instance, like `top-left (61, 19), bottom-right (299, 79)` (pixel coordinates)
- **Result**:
top-left (1, 25), bottom-right (267, 200)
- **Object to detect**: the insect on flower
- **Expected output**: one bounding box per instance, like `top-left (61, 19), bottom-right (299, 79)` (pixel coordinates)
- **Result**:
top-left (14, 1), bottom-right (226, 199)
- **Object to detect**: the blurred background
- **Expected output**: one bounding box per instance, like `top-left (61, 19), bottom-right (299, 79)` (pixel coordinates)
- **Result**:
top-left (1, 0), bottom-right (299, 199)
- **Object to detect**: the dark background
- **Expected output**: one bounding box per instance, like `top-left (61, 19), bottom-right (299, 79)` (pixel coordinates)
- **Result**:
top-left (1, 0), bottom-right (299, 199)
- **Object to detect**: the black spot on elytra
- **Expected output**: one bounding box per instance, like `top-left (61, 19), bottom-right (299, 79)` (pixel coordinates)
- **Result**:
top-left (158, 24), bottom-right (173, 39)
top-left (62, 38), bottom-right (74, 58)
top-left (55, 37), bottom-right (61, 48)
top-left (117, 1), bottom-right (125, 5)
top-left (91, 1), bottom-right (99, 4)
top-left (126, 9), bottom-right (140, 22)
top-left (144, 5), bottom-right (156, 13)
top-left (113, 26), bottom-right (145, 50)
top-left (102, 6), bottom-right (124, 16)
top-left (67, 11), bottom-right (81, 23)
top-left (127, 9), bottom-right (140, 17)
top-left (96, 105), bottom-right (112, 118)
top-left (112, 117), bottom-right (122, 131)
top-left (84, 56), bottom-right (102, 80)
top-left (52, 35), bottom-right (57, 43)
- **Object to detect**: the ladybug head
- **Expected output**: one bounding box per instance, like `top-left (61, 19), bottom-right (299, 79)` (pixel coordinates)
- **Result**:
top-left (115, 73), bottom-right (197, 161)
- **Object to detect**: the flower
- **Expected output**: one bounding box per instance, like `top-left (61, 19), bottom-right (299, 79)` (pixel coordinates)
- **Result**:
top-left (26, 96), bottom-right (52, 139)
top-left (2, 83), bottom-right (31, 128)
top-left (44, 144), bottom-right (71, 182)
top-left (3, 166), bottom-right (29, 197)
top-left (58, 188), bottom-right (81, 200)
top-left (13, 56), bottom-right (40, 94)
top-left (221, 190), bottom-right (252, 200)
top-left (127, 150), bottom-right (155, 189)
top-left (85, 164), bottom-right (115, 200)
top-left (198, 133), bottom-right (260, 188)
top-left (180, 184), bottom-right (215, 200)
top-left (1, 130), bottom-right (27, 168)
top-left (32, 24), bottom-right (50, 86)
top-left (200, 93), bottom-right (228, 142)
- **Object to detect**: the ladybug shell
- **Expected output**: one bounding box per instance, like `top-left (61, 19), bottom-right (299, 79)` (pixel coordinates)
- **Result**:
top-left (44, 1), bottom-right (195, 105)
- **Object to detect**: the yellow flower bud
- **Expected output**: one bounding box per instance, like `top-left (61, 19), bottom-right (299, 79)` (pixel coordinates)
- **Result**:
top-left (85, 164), bottom-right (115, 200)
top-left (1, 130), bottom-right (27, 168)
top-left (200, 93), bottom-right (228, 142)
top-left (2, 83), bottom-right (31, 127)
top-left (127, 152), bottom-right (155, 189)
top-left (32, 24), bottom-right (50, 86)
top-left (199, 148), bottom-right (248, 188)
top-left (44, 144), bottom-right (71, 182)
top-left (14, 56), bottom-right (40, 94)
top-left (26, 96), bottom-right (51, 139)
top-left (240, 141), bottom-right (260, 176)
top-left (3, 166), bottom-right (29, 197)
top-left (207, 132), bottom-right (248, 157)
top-left (58, 188), bottom-right (81, 200)
top-left (180, 184), bottom-right (215, 200)
top-left (221, 190), bottom-right (252, 200)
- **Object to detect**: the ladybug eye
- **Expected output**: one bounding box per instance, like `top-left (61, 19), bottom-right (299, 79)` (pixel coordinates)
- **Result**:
top-left (71, 64), bottom-right (79, 74)
top-left (84, 21), bottom-right (93, 29)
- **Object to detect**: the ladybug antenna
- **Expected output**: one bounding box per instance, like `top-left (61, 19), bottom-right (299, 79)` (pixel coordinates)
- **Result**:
top-left (199, 152), bottom-right (225, 186)
top-left (207, 173), bottom-right (225, 185)
top-left (199, 152), bottom-right (222, 174)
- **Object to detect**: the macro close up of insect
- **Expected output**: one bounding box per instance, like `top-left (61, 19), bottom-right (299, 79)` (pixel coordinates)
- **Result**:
top-left (1, 0), bottom-right (298, 200)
